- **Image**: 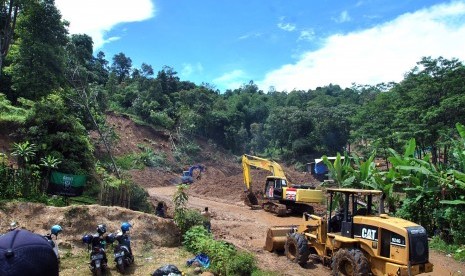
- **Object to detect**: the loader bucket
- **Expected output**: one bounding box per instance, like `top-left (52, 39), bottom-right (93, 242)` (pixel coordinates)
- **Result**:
top-left (264, 226), bottom-right (294, 252)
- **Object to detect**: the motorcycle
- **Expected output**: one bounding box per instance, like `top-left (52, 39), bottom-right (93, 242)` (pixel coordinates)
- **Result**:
top-left (43, 224), bottom-right (62, 262)
top-left (82, 224), bottom-right (108, 276)
top-left (110, 222), bottom-right (134, 274)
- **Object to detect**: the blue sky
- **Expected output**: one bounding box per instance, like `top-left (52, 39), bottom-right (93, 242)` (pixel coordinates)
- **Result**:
top-left (55, 0), bottom-right (465, 92)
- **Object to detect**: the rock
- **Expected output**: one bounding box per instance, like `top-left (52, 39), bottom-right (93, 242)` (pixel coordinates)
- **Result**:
top-left (193, 267), bottom-right (202, 274)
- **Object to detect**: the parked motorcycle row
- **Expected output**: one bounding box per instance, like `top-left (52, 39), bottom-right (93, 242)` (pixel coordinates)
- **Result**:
top-left (2, 221), bottom-right (134, 275)
top-left (82, 222), bottom-right (134, 276)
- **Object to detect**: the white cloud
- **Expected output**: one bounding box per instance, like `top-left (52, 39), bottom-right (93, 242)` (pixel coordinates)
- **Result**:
top-left (333, 10), bottom-right (351, 23)
top-left (298, 29), bottom-right (315, 42)
top-left (278, 22), bottom-right (297, 32)
top-left (238, 32), bottom-right (263, 40)
top-left (258, 1), bottom-right (465, 92)
top-left (55, 0), bottom-right (155, 49)
top-left (181, 63), bottom-right (204, 77)
top-left (213, 70), bottom-right (248, 90)
top-left (277, 17), bottom-right (296, 32)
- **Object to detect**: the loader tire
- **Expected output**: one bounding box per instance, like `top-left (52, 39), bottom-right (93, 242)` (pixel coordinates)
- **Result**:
top-left (331, 248), bottom-right (369, 276)
top-left (285, 233), bottom-right (310, 266)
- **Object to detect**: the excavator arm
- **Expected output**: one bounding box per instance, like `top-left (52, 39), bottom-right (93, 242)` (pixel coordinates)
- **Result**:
top-left (242, 154), bottom-right (287, 191)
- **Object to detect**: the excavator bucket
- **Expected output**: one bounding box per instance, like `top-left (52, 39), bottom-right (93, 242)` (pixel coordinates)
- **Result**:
top-left (244, 191), bottom-right (259, 207)
top-left (264, 226), bottom-right (294, 252)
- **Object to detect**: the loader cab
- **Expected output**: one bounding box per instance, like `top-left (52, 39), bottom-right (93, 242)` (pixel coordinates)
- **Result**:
top-left (326, 188), bottom-right (382, 238)
top-left (264, 176), bottom-right (288, 200)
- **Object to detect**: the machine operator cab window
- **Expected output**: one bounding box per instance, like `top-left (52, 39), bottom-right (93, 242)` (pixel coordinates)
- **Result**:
top-left (326, 188), bottom-right (380, 238)
top-left (265, 177), bottom-right (287, 200)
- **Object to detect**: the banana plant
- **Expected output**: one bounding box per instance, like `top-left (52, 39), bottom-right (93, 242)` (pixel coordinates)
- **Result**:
top-left (452, 122), bottom-right (465, 171)
top-left (40, 155), bottom-right (61, 193)
top-left (352, 152), bottom-right (376, 187)
top-left (11, 141), bottom-right (37, 168)
top-left (322, 152), bottom-right (355, 187)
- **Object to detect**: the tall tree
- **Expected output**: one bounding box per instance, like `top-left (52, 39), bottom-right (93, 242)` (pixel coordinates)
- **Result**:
top-left (393, 57), bottom-right (465, 163)
top-left (0, 0), bottom-right (20, 76)
top-left (6, 0), bottom-right (68, 101)
top-left (111, 52), bottom-right (132, 83)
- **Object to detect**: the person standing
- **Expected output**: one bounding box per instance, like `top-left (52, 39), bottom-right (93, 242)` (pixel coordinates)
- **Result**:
top-left (201, 207), bottom-right (211, 232)
top-left (155, 202), bottom-right (165, 218)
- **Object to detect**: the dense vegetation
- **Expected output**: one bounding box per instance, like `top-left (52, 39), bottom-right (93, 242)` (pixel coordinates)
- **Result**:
top-left (2, 0), bottom-right (465, 251)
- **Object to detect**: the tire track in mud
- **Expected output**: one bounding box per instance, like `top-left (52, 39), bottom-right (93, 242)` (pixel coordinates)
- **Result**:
top-left (147, 186), bottom-right (465, 276)
top-left (147, 186), bottom-right (329, 276)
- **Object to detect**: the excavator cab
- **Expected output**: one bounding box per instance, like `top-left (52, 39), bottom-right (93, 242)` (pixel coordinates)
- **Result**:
top-left (264, 176), bottom-right (287, 200)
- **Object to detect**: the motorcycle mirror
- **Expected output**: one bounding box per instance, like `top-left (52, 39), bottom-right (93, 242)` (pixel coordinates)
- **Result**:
top-left (9, 221), bottom-right (18, 231)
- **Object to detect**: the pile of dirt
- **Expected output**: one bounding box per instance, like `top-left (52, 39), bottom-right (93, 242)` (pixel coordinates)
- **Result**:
top-left (0, 202), bottom-right (181, 251)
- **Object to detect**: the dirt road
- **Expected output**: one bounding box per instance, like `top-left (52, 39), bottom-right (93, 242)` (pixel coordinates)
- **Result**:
top-left (148, 185), bottom-right (465, 276)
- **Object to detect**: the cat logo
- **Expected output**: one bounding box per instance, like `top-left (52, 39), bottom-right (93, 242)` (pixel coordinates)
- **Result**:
top-left (361, 228), bottom-right (377, 240)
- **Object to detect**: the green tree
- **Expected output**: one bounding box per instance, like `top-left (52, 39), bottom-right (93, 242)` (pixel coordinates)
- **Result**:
top-left (308, 105), bottom-right (354, 154)
top-left (264, 106), bottom-right (313, 157)
top-left (0, 0), bottom-right (21, 76)
top-left (111, 52), bottom-right (132, 83)
top-left (19, 93), bottom-right (94, 174)
top-left (392, 57), bottom-right (465, 163)
top-left (6, 0), bottom-right (68, 101)
top-left (93, 51), bottom-right (109, 85)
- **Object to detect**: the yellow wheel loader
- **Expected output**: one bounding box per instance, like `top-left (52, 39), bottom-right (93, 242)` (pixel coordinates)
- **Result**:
top-left (242, 154), bottom-right (324, 216)
top-left (265, 188), bottom-right (433, 276)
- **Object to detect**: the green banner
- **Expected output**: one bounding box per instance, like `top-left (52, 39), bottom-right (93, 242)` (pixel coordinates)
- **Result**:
top-left (48, 171), bottom-right (86, 197)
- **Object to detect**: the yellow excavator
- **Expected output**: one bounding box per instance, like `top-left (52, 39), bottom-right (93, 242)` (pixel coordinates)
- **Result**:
top-left (242, 154), bottom-right (324, 216)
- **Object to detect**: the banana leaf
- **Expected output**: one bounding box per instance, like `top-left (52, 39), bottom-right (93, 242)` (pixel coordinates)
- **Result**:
top-left (440, 199), bottom-right (465, 205)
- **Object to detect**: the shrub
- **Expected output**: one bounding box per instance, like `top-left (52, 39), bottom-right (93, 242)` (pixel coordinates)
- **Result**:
top-left (183, 226), bottom-right (257, 275)
top-left (175, 209), bottom-right (205, 235)
top-left (115, 154), bottom-right (144, 170)
top-left (226, 251), bottom-right (256, 276)
top-left (149, 111), bottom-right (175, 129)
top-left (182, 225), bottom-right (212, 253)
top-left (430, 235), bottom-right (465, 262)
top-left (442, 206), bottom-right (465, 244)
top-left (129, 184), bottom-right (153, 213)
top-left (137, 145), bottom-right (167, 168)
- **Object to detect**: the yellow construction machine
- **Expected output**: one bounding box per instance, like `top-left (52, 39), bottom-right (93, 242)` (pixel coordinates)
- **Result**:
top-left (242, 154), bottom-right (324, 216)
top-left (265, 188), bottom-right (433, 275)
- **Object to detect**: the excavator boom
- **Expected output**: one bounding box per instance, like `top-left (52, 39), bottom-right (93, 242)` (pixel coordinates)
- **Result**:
top-left (242, 154), bottom-right (286, 191)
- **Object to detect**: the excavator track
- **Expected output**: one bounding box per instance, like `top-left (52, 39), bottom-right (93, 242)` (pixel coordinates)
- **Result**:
top-left (263, 201), bottom-right (288, 216)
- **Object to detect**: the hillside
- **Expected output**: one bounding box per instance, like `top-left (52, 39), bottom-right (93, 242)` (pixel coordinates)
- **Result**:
top-left (1, 113), bottom-right (465, 275)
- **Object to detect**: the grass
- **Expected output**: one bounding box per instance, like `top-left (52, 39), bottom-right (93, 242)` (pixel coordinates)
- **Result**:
top-left (115, 154), bottom-right (145, 170)
top-left (0, 93), bottom-right (30, 123)
top-left (430, 236), bottom-right (465, 262)
top-left (59, 244), bottom-right (279, 276)
top-left (59, 246), bottom-right (198, 276)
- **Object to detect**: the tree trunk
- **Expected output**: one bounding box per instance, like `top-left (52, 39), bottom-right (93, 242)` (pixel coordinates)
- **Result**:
top-left (432, 145), bottom-right (438, 165)
top-left (443, 146), bottom-right (449, 164)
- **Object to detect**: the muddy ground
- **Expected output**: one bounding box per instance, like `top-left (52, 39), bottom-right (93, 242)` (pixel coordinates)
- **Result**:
top-left (1, 113), bottom-right (464, 275)
top-left (107, 114), bottom-right (465, 275)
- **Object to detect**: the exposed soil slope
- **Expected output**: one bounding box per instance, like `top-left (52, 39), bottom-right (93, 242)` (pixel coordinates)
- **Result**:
top-left (1, 113), bottom-right (465, 275)
top-left (100, 114), bottom-right (465, 275)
